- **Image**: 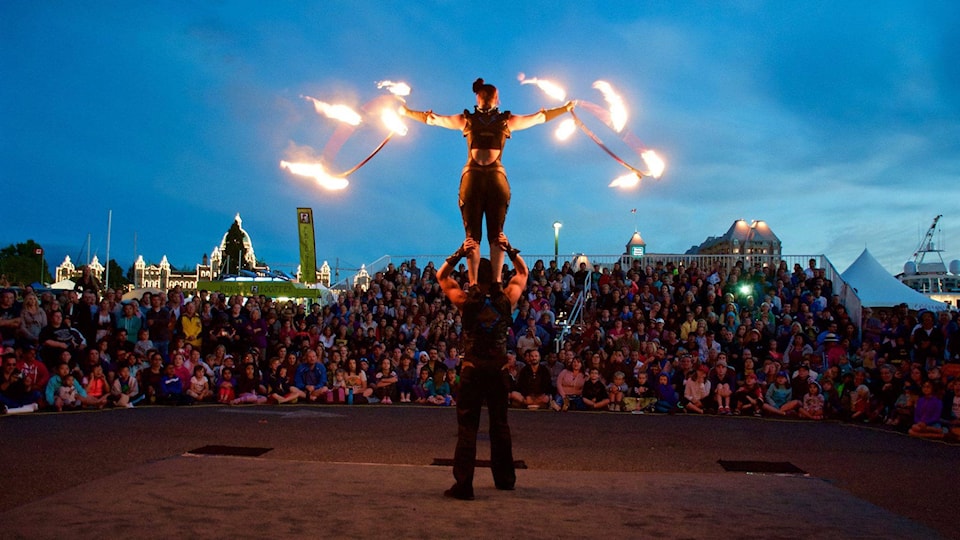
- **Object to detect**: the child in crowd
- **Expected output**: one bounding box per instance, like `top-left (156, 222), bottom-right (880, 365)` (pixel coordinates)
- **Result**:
top-left (397, 355), bottom-right (417, 403)
top-left (110, 365), bottom-right (139, 408)
top-left (171, 352), bottom-right (192, 392)
top-left (373, 358), bottom-right (398, 404)
top-left (186, 365), bottom-right (212, 402)
top-left (908, 381), bottom-right (945, 439)
top-left (327, 368), bottom-right (347, 403)
top-left (56, 374), bottom-right (82, 411)
top-left (763, 371), bottom-right (800, 416)
top-left (269, 365), bottom-right (301, 404)
top-left (820, 378), bottom-right (842, 419)
top-left (425, 370), bottom-right (451, 405)
top-left (798, 381), bottom-right (825, 420)
top-left (850, 385), bottom-right (873, 423)
top-left (653, 373), bottom-right (680, 413)
top-left (606, 371), bottom-right (628, 412)
top-left (414, 367), bottom-right (431, 404)
top-left (160, 363), bottom-right (190, 406)
top-left (630, 371), bottom-right (658, 413)
top-left (216, 367), bottom-right (236, 404)
top-left (134, 329), bottom-right (154, 357)
top-left (733, 372), bottom-right (764, 416)
top-left (683, 367), bottom-right (711, 414)
top-left (444, 368), bottom-right (460, 403)
top-left (582, 368), bottom-right (611, 411)
top-left (231, 363), bottom-right (267, 405)
top-left (82, 364), bottom-right (110, 409)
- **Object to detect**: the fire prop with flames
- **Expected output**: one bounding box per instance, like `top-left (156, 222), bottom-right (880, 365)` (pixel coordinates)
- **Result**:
top-left (280, 81), bottom-right (410, 190)
top-left (518, 73), bottom-right (665, 188)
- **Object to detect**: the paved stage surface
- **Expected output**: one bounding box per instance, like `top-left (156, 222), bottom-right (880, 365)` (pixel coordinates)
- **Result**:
top-left (1, 405), bottom-right (957, 539)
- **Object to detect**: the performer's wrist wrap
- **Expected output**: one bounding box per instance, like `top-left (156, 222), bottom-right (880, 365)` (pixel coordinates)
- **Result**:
top-left (505, 244), bottom-right (521, 260)
top-left (542, 105), bottom-right (568, 122)
top-left (446, 247), bottom-right (466, 266)
top-left (405, 109), bottom-right (431, 123)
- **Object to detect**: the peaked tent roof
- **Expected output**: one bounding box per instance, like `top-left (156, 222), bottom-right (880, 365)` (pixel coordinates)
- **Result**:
top-left (841, 248), bottom-right (947, 311)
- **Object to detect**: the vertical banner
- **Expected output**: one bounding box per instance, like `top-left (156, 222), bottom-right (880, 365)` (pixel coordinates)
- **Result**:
top-left (297, 208), bottom-right (317, 284)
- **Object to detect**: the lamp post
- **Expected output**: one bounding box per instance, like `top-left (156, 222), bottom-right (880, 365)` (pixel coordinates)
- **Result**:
top-left (553, 221), bottom-right (562, 265)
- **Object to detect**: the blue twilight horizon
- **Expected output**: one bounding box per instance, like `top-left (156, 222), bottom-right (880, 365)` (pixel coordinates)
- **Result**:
top-left (2, 1), bottom-right (959, 277)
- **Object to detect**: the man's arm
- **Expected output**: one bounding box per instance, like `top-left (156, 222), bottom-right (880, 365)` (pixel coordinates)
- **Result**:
top-left (499, 234), bottom-right (529, 306)
top-left (438, 240), bottom-right (476, 308)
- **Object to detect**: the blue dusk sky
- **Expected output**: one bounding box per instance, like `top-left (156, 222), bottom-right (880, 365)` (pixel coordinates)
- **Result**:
top-left (2, 1), bottom-right (959, 277)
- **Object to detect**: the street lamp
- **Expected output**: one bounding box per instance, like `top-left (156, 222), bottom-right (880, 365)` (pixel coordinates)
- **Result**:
top-left (553, 221), bottom-right (562, 265)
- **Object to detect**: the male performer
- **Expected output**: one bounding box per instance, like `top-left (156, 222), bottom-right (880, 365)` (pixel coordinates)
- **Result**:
top-left (437, 234), bottom-right (528, 500)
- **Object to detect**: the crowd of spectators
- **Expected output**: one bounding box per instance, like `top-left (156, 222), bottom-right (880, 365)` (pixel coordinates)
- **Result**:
top-left (1, 256), bottom-right (958, 440)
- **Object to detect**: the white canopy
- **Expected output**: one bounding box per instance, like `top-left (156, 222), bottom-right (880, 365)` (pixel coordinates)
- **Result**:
top-left (49, 278), bottom-right (76, 291)
top-left (841, 249), bottom-right (947, 311)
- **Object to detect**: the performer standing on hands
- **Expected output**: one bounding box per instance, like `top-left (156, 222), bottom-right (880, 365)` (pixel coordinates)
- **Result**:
top-left (402, 78), bottom-right (572, 287)
top-left (437, 233), bottom-right (529, 500)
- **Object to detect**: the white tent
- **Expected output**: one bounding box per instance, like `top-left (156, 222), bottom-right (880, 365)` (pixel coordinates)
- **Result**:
top-left (841, 249), bottom-right (947, 311)
top-left (49, 278), bottom-right (76, 291)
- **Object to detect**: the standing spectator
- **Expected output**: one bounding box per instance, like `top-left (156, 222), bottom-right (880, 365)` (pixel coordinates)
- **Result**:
top-left (145, 295), bottom-right (172, 362)
top-left (16, 293), bottom-right (46, 347)
top-left (0, 289), bottom-right (23, 348)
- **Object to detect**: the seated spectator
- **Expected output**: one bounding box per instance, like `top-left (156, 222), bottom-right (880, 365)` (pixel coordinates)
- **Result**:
top-left (850, 384), bottom-right (874, 423)
top-left (294, 349), bottom-right (328, 403)
top-left (552, 356), bottom-right (585, 412)
top-left (425, 370), bottom-right (452, 406)
top-left (606, 371), bottom-right (628, 412)
top-left (231, 363), bottom-right (267, 405)
top-left (413, 367), bottom-right (431, 404)
top-left (216, 367), bottom-right (236, 404)
top-left (582, 368), bottom-right (611, 411)
top-left (396, 355), bottom-right (417, 403)
top-left (514, 350), bottom-right (552, 410)
top-left (820, 378), bottom-right (842, 419)
top-left (798, 381), bottom-right (825, 420)
top-left (630, 371), bottom-right (658, 412)
top-left (763, 371), bottom-right (800, 416)
top-left (372, 358), bottom-right (398, 404)
top-left (159, 363), bottom-right (190, 406)
top-left (110, 364), bottom-right (139, 408)
top-left (683, 367), bottom-right (711, 414)
top-left (909, 381), bottom-right (945, 439)
top-left (733, 372), bottom-right (764, 416)
top-left (56, 373), bottom-right (83, 411)
top-left (1, 351), bottom-right (41, 413)
top-left (186, 365), bottom-right (212, 402)
top-left (81, 364), bottom-right (110, 409)
top-left (709, 361), bottom-right (736, 414)
top-left (653, 372), bottom-right (680, 414)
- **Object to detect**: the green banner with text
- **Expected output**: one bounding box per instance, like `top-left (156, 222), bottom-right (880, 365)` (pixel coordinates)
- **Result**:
top-left (297, 208), bottom-right (317, 284)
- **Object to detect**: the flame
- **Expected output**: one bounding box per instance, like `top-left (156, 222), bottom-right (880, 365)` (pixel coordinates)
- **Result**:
top-left (555, 118), bottom-right (576, 140)
top-left (380, 107), bottom-right (408, 136)
top-left (302, 96), bottom-right (362, 126)
top-left (592, 81), bottom-right (627, 132)
top-left (517, 73), bottom-right (566, 102)
top-left (376, 80), bottom-right (411, 97)
top-left (609, 172), bottom-right (640, 188)
top-left (641, 150), bottom-right (665, 178)
top-left (280, 160), bottom-right (349, 190)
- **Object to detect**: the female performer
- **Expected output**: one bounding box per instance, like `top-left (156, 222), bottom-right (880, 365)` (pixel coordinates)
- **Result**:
top-left (402, 78), bottom-right (572, 287)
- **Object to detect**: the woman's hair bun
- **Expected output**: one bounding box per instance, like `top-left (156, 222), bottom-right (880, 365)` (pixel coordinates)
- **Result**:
top-left (472, 78), bottom-right (485, 93)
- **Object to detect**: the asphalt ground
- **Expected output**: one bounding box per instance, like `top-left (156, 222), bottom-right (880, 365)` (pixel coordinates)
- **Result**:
top-left (0, 404), bottom-right (957, 539)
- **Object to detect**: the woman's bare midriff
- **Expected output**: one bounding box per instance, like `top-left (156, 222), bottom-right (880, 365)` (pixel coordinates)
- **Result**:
top-left (470, 148), bottom-right (500, 166)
